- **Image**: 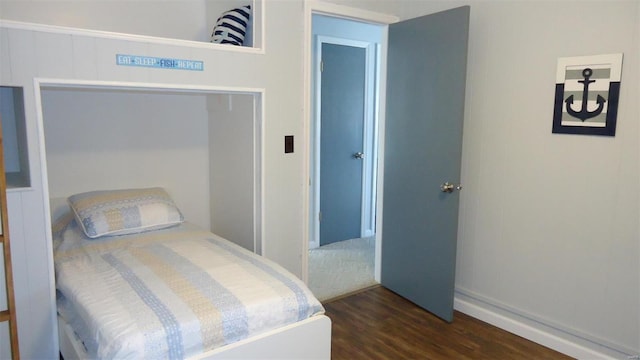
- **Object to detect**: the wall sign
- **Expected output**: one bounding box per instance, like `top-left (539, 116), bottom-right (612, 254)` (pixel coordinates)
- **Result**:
top-left (116, 54), bottom-right (204, 71)
top-left (552, 53), bottom-right (623, 136)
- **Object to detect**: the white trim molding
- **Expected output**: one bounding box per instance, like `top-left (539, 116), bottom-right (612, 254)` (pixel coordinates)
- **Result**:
top-left (454, 289), bottom-right (635, 359)
top-left (305, 1), bottom-right (398, 24)
top-left (0, 19), bottom-right (264, 54)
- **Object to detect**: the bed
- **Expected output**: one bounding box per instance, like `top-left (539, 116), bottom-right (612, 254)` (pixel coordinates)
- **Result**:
top-left (51, 188), bottom-right (331, 359)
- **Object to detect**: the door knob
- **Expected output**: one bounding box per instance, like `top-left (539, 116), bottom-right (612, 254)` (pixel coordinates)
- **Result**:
top-left (353, 152), bottom-right (365, 159)
top-left (441, 182), bottom-right (462, 193)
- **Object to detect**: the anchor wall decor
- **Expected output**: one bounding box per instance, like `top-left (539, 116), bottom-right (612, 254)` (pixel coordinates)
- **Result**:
top-left (552, 53), bottom-right (623, 136)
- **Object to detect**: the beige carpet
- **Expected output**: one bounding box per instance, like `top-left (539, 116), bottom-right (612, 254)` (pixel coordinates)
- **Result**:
top-left (308, 236), bottom-right (377, 302)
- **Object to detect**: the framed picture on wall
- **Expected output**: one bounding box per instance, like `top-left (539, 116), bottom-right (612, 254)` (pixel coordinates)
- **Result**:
top-left (552, 53), bottom-right (623, 136)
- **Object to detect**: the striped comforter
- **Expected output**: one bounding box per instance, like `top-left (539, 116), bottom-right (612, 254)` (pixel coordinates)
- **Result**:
top-left (53, 216), bottom-right (324, 359)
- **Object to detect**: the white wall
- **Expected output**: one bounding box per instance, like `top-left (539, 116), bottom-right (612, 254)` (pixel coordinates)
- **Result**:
top-left (208, 93), bottom-right (256, 252)
top-left (0, 0), bottom-right (209, 42)
top-left (41, 88), bottom-right (211, 229)
top-left (457, 3), bottom-right (638, 356)
top-left (327, 0), bottom-right (639, 357)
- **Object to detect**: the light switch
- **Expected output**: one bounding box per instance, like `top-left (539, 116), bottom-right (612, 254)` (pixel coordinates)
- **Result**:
top-left (285, 135), bottom-right (294, 153)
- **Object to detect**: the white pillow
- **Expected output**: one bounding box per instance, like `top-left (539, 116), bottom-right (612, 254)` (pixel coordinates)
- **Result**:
top-left (67, 187), bottom-right (184, 239)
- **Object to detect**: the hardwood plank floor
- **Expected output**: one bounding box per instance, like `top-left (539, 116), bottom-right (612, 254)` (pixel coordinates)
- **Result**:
top-left (323, 286), bottom-right (574, 360)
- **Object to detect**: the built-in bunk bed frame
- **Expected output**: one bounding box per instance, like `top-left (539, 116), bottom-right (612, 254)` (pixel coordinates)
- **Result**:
top-left (42, 81), bottom-right (332, 359)
top-left (59, 311), bottom-right (330, 360)
top-left (0, 1), bottom-right (332, 356)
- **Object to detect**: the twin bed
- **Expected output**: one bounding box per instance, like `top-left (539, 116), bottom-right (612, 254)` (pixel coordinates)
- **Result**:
top-left (51, 188), bottom-right (331, 359)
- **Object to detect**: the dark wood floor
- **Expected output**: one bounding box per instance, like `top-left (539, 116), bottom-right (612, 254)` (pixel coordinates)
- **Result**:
top-left (323, 286), bottom-right (574, 360)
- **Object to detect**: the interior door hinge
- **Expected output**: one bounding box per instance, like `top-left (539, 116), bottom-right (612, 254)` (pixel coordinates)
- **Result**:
top-left (320, 60), bottom-right (324, 72)
top-left (318, 212), bottom-right (322, 222)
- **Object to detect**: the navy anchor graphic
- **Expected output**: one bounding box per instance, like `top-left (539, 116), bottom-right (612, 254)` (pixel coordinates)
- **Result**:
top-left (565, 68), bottom-right (606, 121)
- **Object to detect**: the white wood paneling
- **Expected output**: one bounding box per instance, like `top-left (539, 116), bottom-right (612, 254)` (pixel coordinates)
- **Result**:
top-left (6, 28), bottom-right (37, 83)
top-left (94, 37), bottom-right (138, 81)
top-left (6, 192), bottom-right (38, 359)
top-left (35, 31), bottom-right (73, 78)
top-left (20, 188), bottom-right (57, 359)
top-left (4, 33), bottom-right (59, 357)
top-left (0, 321), bottom-right (10, 360)
top-left (0, 28), bottom-right (12, 84)
top-left (9, 74), bottom-right (59, 360)
top-left (71, 35), bottom-right (98, 79)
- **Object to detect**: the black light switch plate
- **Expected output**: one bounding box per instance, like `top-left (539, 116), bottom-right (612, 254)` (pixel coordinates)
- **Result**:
top-left (285, 135), bottom-right (294, 153)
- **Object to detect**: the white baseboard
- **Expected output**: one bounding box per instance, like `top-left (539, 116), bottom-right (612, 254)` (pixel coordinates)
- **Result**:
top-left (453, 294), bottom-right (631, 360)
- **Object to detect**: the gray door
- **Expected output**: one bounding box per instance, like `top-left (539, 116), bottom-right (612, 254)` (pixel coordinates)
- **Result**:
top-left (381, 6), bottom-right (470, 322)
top-left (319, 43), bottom-right (366, 246)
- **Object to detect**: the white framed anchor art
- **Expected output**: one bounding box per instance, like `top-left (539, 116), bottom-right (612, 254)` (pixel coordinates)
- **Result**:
top-left (552, 53), bottom-right (623, 136)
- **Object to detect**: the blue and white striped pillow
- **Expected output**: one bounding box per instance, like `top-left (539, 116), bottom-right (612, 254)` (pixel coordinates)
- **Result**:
top-left (211, 5), bottom-right (251, 46)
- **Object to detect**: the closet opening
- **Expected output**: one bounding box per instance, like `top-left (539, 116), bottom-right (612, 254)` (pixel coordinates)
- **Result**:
top-left (36, 81), bottom-right (263, 254)
top-left (306, 13), bottom-right (384, 302)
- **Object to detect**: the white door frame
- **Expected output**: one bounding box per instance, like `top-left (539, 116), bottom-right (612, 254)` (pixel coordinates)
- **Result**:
top-left (302, 1), bottom-right (398, 283)
top-left (310, 34), bottom-right (378, 250)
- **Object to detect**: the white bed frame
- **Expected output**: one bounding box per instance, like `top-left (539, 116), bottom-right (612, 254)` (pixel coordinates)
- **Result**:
top-left (58, 313), bottom-right (332, 359)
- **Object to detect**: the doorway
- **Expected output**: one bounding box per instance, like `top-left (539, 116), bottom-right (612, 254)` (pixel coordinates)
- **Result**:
top-left (307, 14), bottom-right (383, 301)
top-left (304, 4), bottom-right (470, 323)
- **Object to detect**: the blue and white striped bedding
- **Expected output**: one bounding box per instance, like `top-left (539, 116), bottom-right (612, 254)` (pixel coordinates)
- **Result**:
top-left (53, 215), bottom-right (324, 359)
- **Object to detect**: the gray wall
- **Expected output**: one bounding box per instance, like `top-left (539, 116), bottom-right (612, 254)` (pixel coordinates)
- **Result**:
top-left (41, 88), bottom-right (211, 229)
top-left (456, 3), bottom-right (638, 355)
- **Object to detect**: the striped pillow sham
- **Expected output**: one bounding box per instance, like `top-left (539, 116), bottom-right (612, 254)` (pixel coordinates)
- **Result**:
top-left (68, 187), bottom-right (184, 239)
top-left (211, 5), bottom-right (251, 46)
